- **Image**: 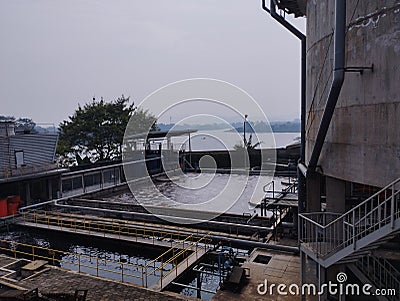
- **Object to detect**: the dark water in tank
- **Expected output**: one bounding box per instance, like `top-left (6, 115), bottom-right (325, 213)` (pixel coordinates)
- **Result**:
top-left (0, 227), bottom-right (171, 287)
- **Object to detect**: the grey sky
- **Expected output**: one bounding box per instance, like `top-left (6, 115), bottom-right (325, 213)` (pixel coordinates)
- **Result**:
top-left (0, 0), bottom-right (305, 126)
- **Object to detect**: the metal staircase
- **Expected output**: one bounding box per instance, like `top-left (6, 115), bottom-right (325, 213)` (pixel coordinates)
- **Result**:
top-left (299, 178), bottom-right (400, 267)
top-left (357, 256), bottom-right (400, 299)
top-left (348, 256), bottom-right (400, 301)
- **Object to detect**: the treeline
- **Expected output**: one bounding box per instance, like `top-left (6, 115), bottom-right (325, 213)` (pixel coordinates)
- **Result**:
top-left (158, 120), bottom-right (300, 133)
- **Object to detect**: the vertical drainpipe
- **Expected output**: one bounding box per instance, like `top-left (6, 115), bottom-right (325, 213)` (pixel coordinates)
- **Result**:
top-left (307, 0), bottom-right (346, 175)
top-left (261, 0), bottom-right (306, 213)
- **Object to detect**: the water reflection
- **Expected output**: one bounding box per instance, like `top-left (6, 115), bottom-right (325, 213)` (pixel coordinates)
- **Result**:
top-left (0, 229), bottom-right (169, 286)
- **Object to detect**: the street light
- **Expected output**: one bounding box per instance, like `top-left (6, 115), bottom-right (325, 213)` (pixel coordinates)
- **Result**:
top-left (243, 114), bottom-right (248, 146)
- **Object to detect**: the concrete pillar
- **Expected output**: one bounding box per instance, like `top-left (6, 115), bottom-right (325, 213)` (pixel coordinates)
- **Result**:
top-left (48, 179), bottom-right (52, 200)
top-left (300, 251), bottom-right (307, 301)
top-left (325, 176), bottom-right (346, 213)
top-left (306, 173), bottom-right (322, 212)
top-left (57, 176), bottom-right (62, 198)
top-left (325, 177), bottom-right (346, 300)
top-left (327, 265), bottom-right (346, 301)
top-left (318, 264), bottom-right (326, 301)
top-left (25, 182), bottom-right (30, 205)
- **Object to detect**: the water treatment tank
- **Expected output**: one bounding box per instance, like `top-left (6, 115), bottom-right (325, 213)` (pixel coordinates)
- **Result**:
top-left (305, 0), bottom-right (400, 187)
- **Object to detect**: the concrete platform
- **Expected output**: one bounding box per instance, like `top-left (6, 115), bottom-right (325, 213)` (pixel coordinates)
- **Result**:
top-left (212, 248), bottom-right (301, 301)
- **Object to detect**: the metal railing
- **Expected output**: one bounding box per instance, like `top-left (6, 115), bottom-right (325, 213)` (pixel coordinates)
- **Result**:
top-left (263, 180), bottom-right (275, 200)
top-left (19, 210), bottom-right (209, 248)
top-left (60, 156), bottom-right (180, 197)
top-left (145, 234), bottom-right (212, 289)
top-left (299, 178), bottom-right (400, 258)
top-left (0, 239), bottom-right (146, 286)
top-left (356, 256), bottom-right (400, 301)
top-left (0, 232), bottom-right (212, 288)
top-left (61, 165), bottom-right (122, 197)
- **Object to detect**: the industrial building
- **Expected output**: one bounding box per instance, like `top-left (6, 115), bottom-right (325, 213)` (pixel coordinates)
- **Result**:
top-left (0, 121), bottom-right (64, 210)
top-left (266, 0), bottom-right (400, 300)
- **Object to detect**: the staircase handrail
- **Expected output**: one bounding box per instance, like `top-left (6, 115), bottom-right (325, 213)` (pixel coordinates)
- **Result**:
top-left (299, 177), bottom-right (400, 258)
top-left (300, 177), bottom-right (400, 228)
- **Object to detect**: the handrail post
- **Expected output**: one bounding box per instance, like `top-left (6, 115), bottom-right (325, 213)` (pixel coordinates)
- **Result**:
top-left (352, 210), bottom-right (356, 250)
top-left (298, 215), bottom-right (301, 243)
top-left (378, 200), bottom-right (381, 228)
top-left (160, 259), bottom-right (163, 290)
top-left (391, 184), bottom-right (395, 229)
top-left (145, 266), bottom-right (148, 288)
top-left (314, 225), bottom-right (318, 255)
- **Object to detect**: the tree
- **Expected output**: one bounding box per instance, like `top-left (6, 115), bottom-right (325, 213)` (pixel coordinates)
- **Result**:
top-left (57, 96), bottom-right (157, 165)
top-left (0, 116), bottom-right (36, 133)
top-left (15, 118), bottom-right (36, 133)
top-left (233, 134), bottom-right (262, 151)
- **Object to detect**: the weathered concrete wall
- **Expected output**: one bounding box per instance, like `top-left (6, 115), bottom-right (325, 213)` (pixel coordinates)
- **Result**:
top-left (306, 0), bottom-right (400, 187)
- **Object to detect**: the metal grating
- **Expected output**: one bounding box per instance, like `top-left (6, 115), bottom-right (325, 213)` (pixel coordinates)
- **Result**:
top-left (276, 0), bottom-right (306, 17)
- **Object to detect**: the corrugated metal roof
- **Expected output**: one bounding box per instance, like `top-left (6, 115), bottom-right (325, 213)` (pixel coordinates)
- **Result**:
top-left (0, 133), bottom-right (58, 179)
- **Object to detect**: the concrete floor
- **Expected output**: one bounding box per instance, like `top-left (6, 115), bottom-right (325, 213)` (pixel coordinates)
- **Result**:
top-left (212, 248), bottom-right (301, 301)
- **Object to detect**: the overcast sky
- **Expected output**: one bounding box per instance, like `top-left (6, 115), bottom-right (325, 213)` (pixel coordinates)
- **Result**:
top-left (0, 0), bottom-right (305, 126)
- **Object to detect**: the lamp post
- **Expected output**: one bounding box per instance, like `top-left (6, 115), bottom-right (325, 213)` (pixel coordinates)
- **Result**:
top-left (243, 114), bottom-right (248, 146)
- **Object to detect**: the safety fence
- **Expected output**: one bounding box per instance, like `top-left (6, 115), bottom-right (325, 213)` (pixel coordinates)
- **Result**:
top-left (60, 156), bottom-right (179, 198)
top-left (19, 210), bottom-right (211, 247)
top-left (61, 164), bottom-right (123, 197)
top-left (0, 232), bottom-right (212, 288)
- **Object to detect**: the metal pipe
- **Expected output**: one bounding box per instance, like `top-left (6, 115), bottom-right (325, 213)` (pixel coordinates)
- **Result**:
top-left (23, 207), bottom-right (299, 253)
top-left (53, 201), bottom-right (277, 232)
top-left (60, 198), bottom-right (299, 231)
top-left (262, 0), bottom-right (306, 213)
top-left (298, 36), bottom-right (307, 213)
top-left (216, 236), bottom-right (299, 253)
top-left (307, 0), bottom-right (346, 174)
top-left (266, 0), bottom-right (305, 40)
top-left (170, 282), bottom-right (216, 294)
top-left (298, 163), bottom-right (308, 178)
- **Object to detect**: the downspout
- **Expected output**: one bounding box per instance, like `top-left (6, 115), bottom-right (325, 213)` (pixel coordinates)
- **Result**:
top-left (261, 0), bottom-right (306, 213)
top-left (307, 0), bottom-right (346, 174)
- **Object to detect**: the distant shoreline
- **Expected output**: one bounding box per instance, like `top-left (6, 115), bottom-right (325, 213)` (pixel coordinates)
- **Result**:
top-left (157, 120), bottom-right (301, 133)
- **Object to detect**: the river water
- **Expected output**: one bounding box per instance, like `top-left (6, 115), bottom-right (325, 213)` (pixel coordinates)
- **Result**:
top-left (152, 130), bottom-right (299, 151)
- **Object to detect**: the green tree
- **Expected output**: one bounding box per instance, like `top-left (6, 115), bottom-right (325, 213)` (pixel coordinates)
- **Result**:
top-left (58, 96), bottom-right (157, 165)
top-left (233, 134), bottom-right (262, 151)
top-left (0, 116), bottom-right (36, 133)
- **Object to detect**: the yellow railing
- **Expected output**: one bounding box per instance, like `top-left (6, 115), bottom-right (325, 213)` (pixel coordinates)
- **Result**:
top-left (154, 234), bottom-right (212, 290)
top-left (0, 239), bottom-right (145, 286)
top-left (13, 210), bottom-right (213, 288)
top-left (20, 210), bottom-right (207, 247)
top-left (0, 232), bottom-right (212, 288)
